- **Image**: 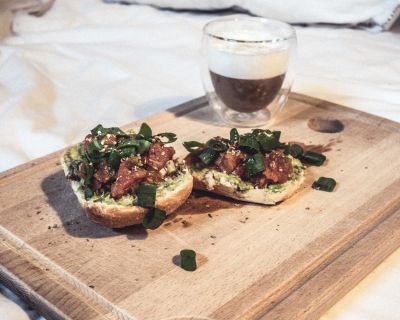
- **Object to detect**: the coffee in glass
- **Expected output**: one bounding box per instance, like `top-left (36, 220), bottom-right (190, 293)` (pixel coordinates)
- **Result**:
top-left (202, 17), bottom-right (296, 127)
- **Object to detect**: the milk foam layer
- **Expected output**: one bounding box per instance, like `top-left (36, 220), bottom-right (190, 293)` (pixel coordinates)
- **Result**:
top-left (208, 46), bottom-right (289, 80)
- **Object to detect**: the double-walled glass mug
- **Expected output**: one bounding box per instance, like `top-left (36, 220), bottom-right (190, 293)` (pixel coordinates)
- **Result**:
top-left (202, 17), bottom-right (297, 127)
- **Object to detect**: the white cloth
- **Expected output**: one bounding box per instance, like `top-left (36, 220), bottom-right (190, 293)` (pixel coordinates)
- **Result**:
top-left (0, 0), bottom-right (400, 319)
top-left (106, 0), bottom-right (400, 30)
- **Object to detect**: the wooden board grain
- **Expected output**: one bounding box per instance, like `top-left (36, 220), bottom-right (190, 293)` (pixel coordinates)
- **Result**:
top-left (1, 93), bottom-right (400, 320)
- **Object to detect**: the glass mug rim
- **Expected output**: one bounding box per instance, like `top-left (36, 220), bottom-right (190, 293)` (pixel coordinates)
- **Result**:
top-left (203, 16), bottom-right (296, 44)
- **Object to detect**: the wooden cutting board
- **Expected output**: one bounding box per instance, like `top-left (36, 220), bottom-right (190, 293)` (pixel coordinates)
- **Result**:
top-left (1, 93), bottom-right (400, 320)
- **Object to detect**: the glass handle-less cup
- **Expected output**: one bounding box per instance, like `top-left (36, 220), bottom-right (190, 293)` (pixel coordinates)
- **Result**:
top-left (202, 16), bottom-right (297, 127)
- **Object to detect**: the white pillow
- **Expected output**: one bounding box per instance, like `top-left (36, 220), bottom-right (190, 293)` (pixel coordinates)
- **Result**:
top-left (104, 0), bottom-right (400, 31)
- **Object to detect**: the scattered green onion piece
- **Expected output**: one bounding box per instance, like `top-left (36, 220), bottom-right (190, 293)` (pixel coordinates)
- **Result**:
top-left (84, 187), bottom-right (94, 200)
top-left (180, 249), bottom-right (197, 271)
top-left (285, 144), bottom-right (304, 158)
top-left (239, 134), bottom-right (260, 152)
top-left (183, 141), bottom-right (204, 154)
top-left (138, 123), bottom-right (152, 139)
top-left (156, 132), bottom-right (177, 143)
top-left (230, 128), bottom-right (239, 144)
top-left (117, 139), bottom-right (140, 148)
top-left (206, 138), bottom-right (228, 152)
top-left (198, 147), bottom-right (219, 165)
top-left (312, 177), bottom-right (336, 192)
top-left (108, 150), bottom-right (121, 170)
top-left (301, 151), bottom-right (326, 166)
top-left (142, 208), bottom-right (166, 230)
top-left (120, 147), bottom-right (136, 157)
top-left (137, 183), bottom-right (157, 208)
top-left (244, 153), bottom-right (265, 178)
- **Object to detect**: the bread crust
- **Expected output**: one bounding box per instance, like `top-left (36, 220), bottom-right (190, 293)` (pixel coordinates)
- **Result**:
top-left (62, 155), bottom-right (193, 228)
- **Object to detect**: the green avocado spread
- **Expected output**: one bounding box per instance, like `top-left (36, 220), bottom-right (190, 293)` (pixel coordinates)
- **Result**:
top-left (193, 157), bottom-right (303, 194)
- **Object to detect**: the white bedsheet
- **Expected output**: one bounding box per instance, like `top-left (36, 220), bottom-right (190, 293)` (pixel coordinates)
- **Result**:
top-left (0, 0), bottom-right (400, 319)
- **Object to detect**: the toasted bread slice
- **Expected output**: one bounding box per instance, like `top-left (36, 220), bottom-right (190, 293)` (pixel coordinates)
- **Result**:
top-left (62, 152), bottom-right (193, 228)
top-left (190, 157), bottom-right (304, 205)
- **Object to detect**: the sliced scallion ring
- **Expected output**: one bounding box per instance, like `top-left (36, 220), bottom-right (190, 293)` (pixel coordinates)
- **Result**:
top-left (137, 183), bottom-right (157, 208)
top-left (285, 144), bottom-right (304, 158)
top-left (301, 151), bottom-right (326, 166)
top-left (238, 134), bottom-right (260, 152)
top-left (244, 153), bottom-right (265, 178)
top-left (142, 208), bottom-right (166, 230)
top-left (156, 132), bottom-right (177, 143)
top-left (198, 147), bottom-right (219, 165)
top-left (183, 141), bottom-right (204, 154)
top-left (108, 150), bottom-right (121, 170)
top-left (180, 249), bottom-right (197, 271)
top-left (230, 128), bottom-right (239, 144)
top-left (312, 177), bottom-right (336, 192)
top-left (206, 138), bottom-right (228, 152)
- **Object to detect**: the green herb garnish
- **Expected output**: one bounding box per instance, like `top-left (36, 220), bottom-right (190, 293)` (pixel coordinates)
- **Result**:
top-left (108, 150), bottom-right (121, 170)
top-left (90, 124), bottom-right (127, 137)
top-left (206, 138), bottom-right (228, 152)
top-left (230, 128), bottom-right (239, 144)
top-left (244, 153), bottom-right (265, 178)
top-left (142, 208), bottom-right (167, 229)
top-left (301, 151), bottom-right (326, 166)
top-left (84, 187), bottom-right (94, 200)
top-left (238, 133), bottom-right (260, 153)
top-left (198, 147), bottom-right (219, 165)
top-left (183, 141), bottom-right (205, 154)
top-left (138, 122), bottom-right (152, 139)
top-left (312, 177), bottom-right (336, 192)
top-left (137, 183), bottom-right (157, 208)
top-left (180, 249), bottom-right (197, 271)
top-left (285, 144), bottom-right (304, 158)
top-left (156, 132), bottom-right (177, 143)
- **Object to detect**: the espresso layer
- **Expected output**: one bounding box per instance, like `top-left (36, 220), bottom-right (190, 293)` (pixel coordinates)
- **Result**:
top-left (210, 71), bottom-right (285, 113)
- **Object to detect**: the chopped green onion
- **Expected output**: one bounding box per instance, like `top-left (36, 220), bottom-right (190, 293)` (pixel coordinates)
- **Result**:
top-left (83, 161), bottom-right (94, 186)
top-left (120, 147), bottom-right (136, 157)
top-left (301, 151), bottom-right (326, 166)
top-left (142, 208), bottom-right (166, 229)
top-left (206, 138), bottom-right (228, 152)
top-left (257, 133), bottom-right (280, 152)
top-left (183, 141), bottom-right (204, 154)
top-left (156, 132), bottom-right (177, 143)
top-left (136, 140), bottom-right (152, 154)
top-left (198, 147), bottom-right (219, 165)
top-left (117, 139), bottom-right (140, 148)
top-left (312, 177), bottom-right (336, 192)
top-left (239, 133), bottom-right (260, 152)
top-left (272, 130), bottom-right (281, 141)
top-left (90, 124), bottom-right (126, 137)
top-left (180, 249), bottom-right (197, 271)
top-left (84, 187), bottom-right (94, 200)
top-left (90, 124), bottom-right (103, 136)
top-left (285, 144), bottom-right (304, 158)
top-left (244, 153), bottom-right (265, 178)
top-left (138, 123), bottom-right (152, 139)
top-left (108, 150), bottom-right (121, 170)
top-left (137, 183), bottom-right (157, 208)
top-left (230, 128), bottom-right (239, 144)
